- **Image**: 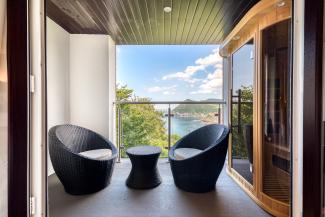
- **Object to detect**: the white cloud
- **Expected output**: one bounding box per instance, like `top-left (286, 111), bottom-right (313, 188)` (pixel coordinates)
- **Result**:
top-left (195, 49), bottom-right (222, 66)
top-left (146, 85), bottom-right (177, 94)
top-left (162, 47), bottom-right (223, 84)
top-left (162, 65), bottom-right (205, 81)
top-left (162, 91), bottom-right (176, 95)
top-left (207, 69), bottom-right (223, 80)
top-left (162, 71), bottom-right (190, 80)
top-left (191, 69), bottom-right (223, 95)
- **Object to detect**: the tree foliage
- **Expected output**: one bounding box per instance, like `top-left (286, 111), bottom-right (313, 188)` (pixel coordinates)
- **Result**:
top-left (232, 85), bottom-right (253, 158)
top-left (117, 85), bottom-right (180, 157)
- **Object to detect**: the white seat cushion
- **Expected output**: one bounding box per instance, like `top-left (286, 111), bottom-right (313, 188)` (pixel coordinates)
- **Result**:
top-left (174, 148), bottom-right (202, 160)
top-left (79, 149), bottom-right (112, 160)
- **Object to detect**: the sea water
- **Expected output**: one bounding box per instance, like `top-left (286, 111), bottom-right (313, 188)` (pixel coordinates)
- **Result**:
top-left (163, 116), bottom-right (205, 137)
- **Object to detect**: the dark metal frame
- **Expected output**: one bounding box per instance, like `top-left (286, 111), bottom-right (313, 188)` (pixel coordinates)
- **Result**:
top-left (7, 0), bottom-right (30, 216)
top-left (303, 0), bottom-right (323, 216)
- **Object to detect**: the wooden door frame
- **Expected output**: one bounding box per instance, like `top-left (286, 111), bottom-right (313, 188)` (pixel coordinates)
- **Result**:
top-left (303, 0), bottom-right (323, 216)
top-left (7, 0), bottom-right (30, 216)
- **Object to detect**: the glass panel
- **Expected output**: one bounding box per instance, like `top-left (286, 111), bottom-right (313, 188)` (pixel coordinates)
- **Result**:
top-left (0, 1), bottom-right (7, 216)
top-left (119, 104), bottom-right (169, 158)
top-left (170, 103), bottom-right (224, 138)
top-left (262, 19), bottom-right (291, 204)
top-left (231, 39), bottom-right (254, 185)
top-left (118, 103), bottom-right (224, 158)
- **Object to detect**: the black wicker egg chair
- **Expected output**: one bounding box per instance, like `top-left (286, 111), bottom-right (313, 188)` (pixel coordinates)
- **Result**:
top-left (169, 124), bottom-right (229, 193)
top-left (48, 124), bottom-right (117, 195)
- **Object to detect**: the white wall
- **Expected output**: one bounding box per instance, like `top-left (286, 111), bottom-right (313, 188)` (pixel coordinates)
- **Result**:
top-left (47, 18), bottom-right (70, 129)
top-left (46, 20), bottom-right (116, 176)
top-left (46, 18), bottom-right (70, 175)
top-left (69, 34), bottom-right (111, 138)
top-left (108, 37), bottom-right (116, 144)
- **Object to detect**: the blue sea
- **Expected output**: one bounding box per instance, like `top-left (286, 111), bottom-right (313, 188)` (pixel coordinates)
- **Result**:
top-left (163, 116), bottom-right (205, 137)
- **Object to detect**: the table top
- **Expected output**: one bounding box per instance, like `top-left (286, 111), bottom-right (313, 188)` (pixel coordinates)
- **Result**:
top-left (126, 145), bottom-right (161, 156)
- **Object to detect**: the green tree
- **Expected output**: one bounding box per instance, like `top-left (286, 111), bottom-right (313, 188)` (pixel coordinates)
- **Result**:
top-left (231, 85), bottom-right (253, 158)
top-left (117, 85), bottom-right (180, 157)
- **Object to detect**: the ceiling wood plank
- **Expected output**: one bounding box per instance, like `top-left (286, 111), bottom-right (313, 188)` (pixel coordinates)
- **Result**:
top-left (180, 0), bottom-right (200, 44)
top-left (146, 0), bottom-right (159, 44)
top-left (164, 0), bottom-right (172, 44)
top-left (156, 0), bottom-right (165, 44)
top-left (133, 0), bottom-right (150, 43)
top-left (189, 0), bottom-right (218, 44)
top-left (184, 0), bottom-right (209, 43)
top-left (47, 0), bottom-right (260, 44)
top-left (195, 0), bottom-right (225, 44)
top-left (110, 0), bottom-right (137, 44)
top-left (170, 0), bottom-right (182, 44)
top-left (174, 0), bottom-right (191, 44)
top-left (201, 0), bottom-right (235, 43)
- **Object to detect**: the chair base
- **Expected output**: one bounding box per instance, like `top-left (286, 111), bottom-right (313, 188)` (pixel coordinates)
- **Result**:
top-left (174, 181), bottom-right (216, 193)
top-left (63, 181), bottom-right (110, 195)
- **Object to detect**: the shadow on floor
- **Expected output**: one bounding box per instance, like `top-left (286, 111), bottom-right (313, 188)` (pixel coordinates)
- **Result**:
top-left (48, 159), bottom-right (271, 217)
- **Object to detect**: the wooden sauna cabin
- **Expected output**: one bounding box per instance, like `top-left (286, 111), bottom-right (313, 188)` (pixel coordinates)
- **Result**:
top-left (219, 0), bottom-right (292, 216)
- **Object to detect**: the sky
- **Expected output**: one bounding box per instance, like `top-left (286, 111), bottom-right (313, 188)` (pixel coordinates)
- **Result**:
top-left (232, 44), bottom-right (254, 91)
top-left (116, 45), bottom-right (224, 101)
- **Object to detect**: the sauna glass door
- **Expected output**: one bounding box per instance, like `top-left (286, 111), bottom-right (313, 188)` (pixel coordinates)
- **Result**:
top-left (231, 39), bottom-right (254, 185)
top-left (261, 19), bottom-right (291, 204)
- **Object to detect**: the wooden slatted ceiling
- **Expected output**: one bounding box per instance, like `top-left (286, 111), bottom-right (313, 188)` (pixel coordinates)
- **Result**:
top-left (47, 0), bottom-right (259, 44)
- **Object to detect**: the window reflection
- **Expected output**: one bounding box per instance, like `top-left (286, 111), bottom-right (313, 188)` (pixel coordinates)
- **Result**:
top-left (231, 39), bottom-right (254, 185)
top-left (262, 19), bottom-right (291, 204)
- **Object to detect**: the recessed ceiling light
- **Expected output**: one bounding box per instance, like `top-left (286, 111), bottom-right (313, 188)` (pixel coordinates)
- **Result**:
top-left (233, 35), bottom-right (240, 40)
top-left (277, 1), bottom-right (285, 7)
top-left (164, 6), bottom-right (172, 13)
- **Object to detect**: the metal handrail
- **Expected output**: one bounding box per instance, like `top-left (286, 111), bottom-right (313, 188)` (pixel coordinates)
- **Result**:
top-left (114, 100), bottom-right (226, 105)
top-left (115, 101), bottom-right (226, 162)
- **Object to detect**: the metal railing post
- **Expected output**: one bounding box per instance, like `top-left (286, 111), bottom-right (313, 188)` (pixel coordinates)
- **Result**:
top-left (237, 89), bottom-right (242, 134)
top-left (117, 106), bottom-right (121, 163)
top-left (218, 106), bottom-right (221, 124)
top-left (168, 104), bottom-right (171, 150)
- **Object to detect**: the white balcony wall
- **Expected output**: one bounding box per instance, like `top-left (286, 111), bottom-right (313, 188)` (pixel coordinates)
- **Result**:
top-left (47, 18), bottom-right (70, 130)
top-left (47, 18), bottom-right (70, 175)
top-left (69, 34), bottom-right (111, 138)
top-left (46, 18), bottom-right (116, 175)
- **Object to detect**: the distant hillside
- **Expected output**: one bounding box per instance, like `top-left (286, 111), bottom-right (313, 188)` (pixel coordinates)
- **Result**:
top-left (172, 99), bottom-right (222, 114)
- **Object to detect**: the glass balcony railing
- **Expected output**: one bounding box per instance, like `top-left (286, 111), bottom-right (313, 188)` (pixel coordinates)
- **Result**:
top-left (115, 101), bottom-right (226, 161)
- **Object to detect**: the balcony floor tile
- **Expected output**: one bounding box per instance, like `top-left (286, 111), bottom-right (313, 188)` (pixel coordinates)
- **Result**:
top-left (48, 159), bottom-right (271, 217)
